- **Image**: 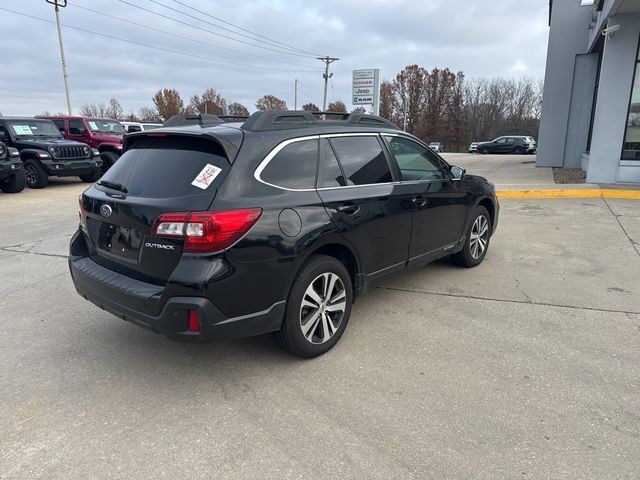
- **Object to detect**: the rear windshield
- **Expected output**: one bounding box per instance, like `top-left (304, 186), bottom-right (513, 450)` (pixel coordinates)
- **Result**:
top-left (99, 136), bottom-right (229, 198)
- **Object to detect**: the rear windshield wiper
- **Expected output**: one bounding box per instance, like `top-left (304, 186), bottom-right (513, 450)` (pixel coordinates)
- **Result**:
top-left (98, 180), bottom-right (128, 193)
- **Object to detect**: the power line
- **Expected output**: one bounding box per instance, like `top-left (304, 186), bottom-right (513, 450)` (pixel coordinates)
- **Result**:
top-left (70, 3), bottom-right (319, 70)
top-left (168, 0), bottom-right (323, 57)
top-left (0, 7), bottom-right (321, 74)
top-left (116, 0), bottom-right (316, 59)
top-left (148, 0), bottom-right (320, 58)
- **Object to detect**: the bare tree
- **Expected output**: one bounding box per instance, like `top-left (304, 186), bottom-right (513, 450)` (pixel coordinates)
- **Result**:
top-left (138, 107), bottom-right (162, 122)
top-left (79, 103), bottom-right (107, 117)
top-left (105, 98), bottom-right (123, 120)
top-left (255, 94), bottom-right (287, 111)
top-left (351, 106), bottom-right (366, 114)
top-left (302, 103), bottom-right (320, 112)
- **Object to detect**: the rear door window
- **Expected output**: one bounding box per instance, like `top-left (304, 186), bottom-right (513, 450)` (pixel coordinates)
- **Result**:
top-left (98, 136), bottom-right (228, 198)
top-left (260, 138), bottom-right (318, 190)
top-left (328, 135), bottom-right (392, 185)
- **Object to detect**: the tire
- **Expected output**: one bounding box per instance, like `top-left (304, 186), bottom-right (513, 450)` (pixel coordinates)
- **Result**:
top-left (23, 160), bottom-right (49, 189)
top-left (513, 146), bottom-right (524, 154)
top-left (0, 169), bottom-right (27, 193)
top-left (452, 206), bottom-right (492, 268)
top-left (480, 147), bottom-right (490, 154)
top-left (275, 254), bottom-right (353, 358)
top-left (100, 151), bottom-right (119, 172)
top-left (79, 169), bottom-right (101, 183)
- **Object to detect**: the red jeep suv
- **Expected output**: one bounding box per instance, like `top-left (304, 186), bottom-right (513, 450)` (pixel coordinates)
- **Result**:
top-left (40, 116), bottom-right (124, 170)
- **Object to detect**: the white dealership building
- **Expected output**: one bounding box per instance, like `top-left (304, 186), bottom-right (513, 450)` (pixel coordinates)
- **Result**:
top-left (537, 0), bottom-right (640, 184)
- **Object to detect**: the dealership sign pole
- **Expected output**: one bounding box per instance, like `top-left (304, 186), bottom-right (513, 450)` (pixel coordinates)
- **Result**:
top-left (352, 69), bottom-right (380, 115)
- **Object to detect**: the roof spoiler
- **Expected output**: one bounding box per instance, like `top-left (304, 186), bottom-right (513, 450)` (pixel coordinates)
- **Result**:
top-left (163, 113), bottom-right (224, 127)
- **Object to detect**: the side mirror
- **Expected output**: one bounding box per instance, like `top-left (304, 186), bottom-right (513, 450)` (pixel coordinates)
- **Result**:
top-left (450, 165), bottom-right (465, 181)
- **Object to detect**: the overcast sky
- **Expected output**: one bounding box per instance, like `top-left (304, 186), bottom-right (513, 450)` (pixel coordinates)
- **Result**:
top-left (0, 0), bottom-right (550, 117)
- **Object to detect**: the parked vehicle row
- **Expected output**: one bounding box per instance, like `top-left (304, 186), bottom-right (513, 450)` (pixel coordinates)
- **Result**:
top-left (0, 141), bottom-right (26, 193)
top-left (41, 115), bottom-right (124, 170)
top-left (0, 117), bottom-right (103, 189)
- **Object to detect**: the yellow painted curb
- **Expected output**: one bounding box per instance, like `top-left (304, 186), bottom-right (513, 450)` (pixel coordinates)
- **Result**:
top-left (497, 188), bottom-right (640, 199)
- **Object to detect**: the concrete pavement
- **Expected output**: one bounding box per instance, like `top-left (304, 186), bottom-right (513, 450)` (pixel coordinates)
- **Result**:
top-left (1, 178), bottom-right (640, 479)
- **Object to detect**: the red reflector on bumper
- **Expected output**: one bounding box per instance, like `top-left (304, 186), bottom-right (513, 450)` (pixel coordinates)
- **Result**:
top-left (188, 310), bottom-right (200, 333)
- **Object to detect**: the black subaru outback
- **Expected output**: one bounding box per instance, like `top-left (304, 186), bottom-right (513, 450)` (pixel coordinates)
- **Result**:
top-left (0, 141), bottom-right (26, 193)
top-left (0, 117), bottom-right (102, 188)
top-left (69, 112), bottom-right (499, 357)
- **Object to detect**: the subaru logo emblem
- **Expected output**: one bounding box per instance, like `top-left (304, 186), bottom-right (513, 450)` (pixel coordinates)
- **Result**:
top-left (100, 204), bottom-right (113, 217)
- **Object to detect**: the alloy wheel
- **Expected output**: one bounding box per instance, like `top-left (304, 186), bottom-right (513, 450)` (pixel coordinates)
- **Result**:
top-left (469, 215), bottom-right (489, 260)
top-left (24, 164), bottom-right (38, 186)
top-left (299, 272), bottom-right (346, 344)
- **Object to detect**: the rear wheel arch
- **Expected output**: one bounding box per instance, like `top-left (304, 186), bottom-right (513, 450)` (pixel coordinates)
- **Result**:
top-left (305, 242), bottom-right (361, 299)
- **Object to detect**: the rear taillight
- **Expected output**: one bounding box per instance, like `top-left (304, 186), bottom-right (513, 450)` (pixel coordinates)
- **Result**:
top-left (151, 208), bottom-right (262, 253)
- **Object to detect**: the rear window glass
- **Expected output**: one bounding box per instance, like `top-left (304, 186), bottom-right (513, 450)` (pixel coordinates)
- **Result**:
top-left (329, 136), bottom-right (392, 185)
top-left (98, 136), bottom-right (228, 198)
top-left (261, 139), bottom-right (318, 189)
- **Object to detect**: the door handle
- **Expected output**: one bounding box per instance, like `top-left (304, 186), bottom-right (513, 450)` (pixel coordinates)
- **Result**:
top-left (337, 204), bottom-right (360, 215)
top-left (411, 196), bottom-right (428, 208)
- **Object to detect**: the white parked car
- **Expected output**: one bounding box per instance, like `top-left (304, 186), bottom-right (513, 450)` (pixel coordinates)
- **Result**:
top-left (120, 121), bottom-right (162, 133)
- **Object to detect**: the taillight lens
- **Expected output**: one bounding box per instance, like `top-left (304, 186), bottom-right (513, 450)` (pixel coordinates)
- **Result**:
top-left (151, 208), bottom-right (262, 253)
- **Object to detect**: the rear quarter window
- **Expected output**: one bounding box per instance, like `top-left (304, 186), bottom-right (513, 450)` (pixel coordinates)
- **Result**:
top-left (99, 136), bottom-right (229, 198)
top-left (260, 138), bottom-right (318, 190)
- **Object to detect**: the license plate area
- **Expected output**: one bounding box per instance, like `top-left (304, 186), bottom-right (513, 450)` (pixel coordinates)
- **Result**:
top-left (97, 221), bottom-right (144, 260)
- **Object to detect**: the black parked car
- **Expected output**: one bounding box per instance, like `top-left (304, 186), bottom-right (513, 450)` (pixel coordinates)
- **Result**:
top-left (0, 141), bottom-right (26, 193)
top-left (477, 136), bottom-right (536, 155)
top-left (0, 117), bottom-right (103, 188)
top-left (69, 112), bottom-right (499, 357)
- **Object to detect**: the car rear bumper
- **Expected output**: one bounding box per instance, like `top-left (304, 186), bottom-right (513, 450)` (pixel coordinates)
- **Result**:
top-left (68, 231), bottom-right (285, 342)
top-left (42, 156), bottom-right (102, 176)
top-left (0, 158), bottom-right (23, 179)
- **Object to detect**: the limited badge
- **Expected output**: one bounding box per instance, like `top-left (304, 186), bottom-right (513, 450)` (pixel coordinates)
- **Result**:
top-left (191, 164), bottom-right (222, 190)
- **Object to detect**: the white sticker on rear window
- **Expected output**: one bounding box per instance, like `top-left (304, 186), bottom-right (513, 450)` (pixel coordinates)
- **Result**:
top-left (191, 164), bottom-right (222, 190)
top-left (12, 125), bottom-right (33, 135)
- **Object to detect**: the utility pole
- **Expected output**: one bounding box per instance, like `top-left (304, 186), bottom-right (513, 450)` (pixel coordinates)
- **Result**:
top-left (294, 79), bottom-right (298, 110)
top-left (317, 56), bottom-right (339, 111)
top-left (46, 0), bottom-right (72, 115)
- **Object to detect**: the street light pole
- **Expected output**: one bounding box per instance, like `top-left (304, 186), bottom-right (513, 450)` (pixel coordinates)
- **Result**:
top-left (317, 56), bottom-right (339, 111)
top-left (47, 0), bottom-right (72, 115)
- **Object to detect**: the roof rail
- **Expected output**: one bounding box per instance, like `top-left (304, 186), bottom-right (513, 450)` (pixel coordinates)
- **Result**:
top-left (218, 115), bottom-right (250, 123)
top-left (163, 113), bottom-right (224, 127)
top-left (241, 110), bottom-right (400, 132)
